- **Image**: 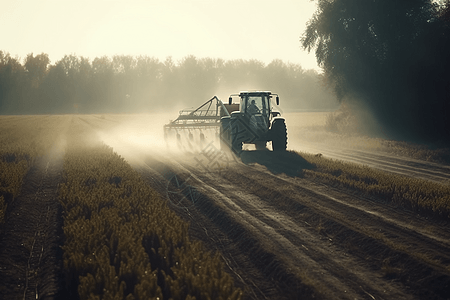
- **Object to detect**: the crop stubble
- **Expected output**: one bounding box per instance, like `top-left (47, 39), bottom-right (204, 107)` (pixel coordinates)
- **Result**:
top-left (136, 150), bottom-right (450, 299)
top-left (1, 114), bottom-right (450, 299)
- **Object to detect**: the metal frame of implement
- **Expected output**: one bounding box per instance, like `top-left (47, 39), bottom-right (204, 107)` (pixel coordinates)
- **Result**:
top-left (164, 96), bottom-right (230, 138)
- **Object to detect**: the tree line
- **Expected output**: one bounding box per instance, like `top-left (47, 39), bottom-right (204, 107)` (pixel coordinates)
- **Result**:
top-left (302, 0), bottom-right (450, 145)
top-left (0, 52), bottom-right (337, 115)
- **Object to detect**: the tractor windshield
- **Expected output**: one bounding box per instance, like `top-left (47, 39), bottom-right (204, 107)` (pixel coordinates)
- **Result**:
top-left (244, 95), bottom-right (269, 117)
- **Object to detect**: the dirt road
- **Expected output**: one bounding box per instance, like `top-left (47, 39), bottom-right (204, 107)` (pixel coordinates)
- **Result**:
top-left (132, 148), bottom-right (450, 300)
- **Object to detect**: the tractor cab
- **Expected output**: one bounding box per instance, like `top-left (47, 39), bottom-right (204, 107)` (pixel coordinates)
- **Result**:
top-left (221, 91), bottom-right (286, 153)
top-left (228, 91), bottom-right (280, 127)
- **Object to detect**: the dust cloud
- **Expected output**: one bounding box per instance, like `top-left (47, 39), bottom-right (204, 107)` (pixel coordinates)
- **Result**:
top-left (97, 111), bottom-right (175, 162)
top-left (94, 98), bottom-right (366, 166)
top-left (96, 110), bottom-right (225, 166)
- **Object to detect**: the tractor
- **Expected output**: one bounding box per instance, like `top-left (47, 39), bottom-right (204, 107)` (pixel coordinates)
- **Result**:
top-left (163, 91), bottom-right (287, 154)
top-left (220, 91), bottom-right (287, 154)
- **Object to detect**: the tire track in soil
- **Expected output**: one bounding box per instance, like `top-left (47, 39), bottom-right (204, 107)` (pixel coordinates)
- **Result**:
top-left (230, 163), bottom-right (450, 256)
top-left (0, 139), bottom-right (66, 300)
top-left (139, 156), bottom-right (374, 299)
top-left (136, 150), bottom-right (450, 300)
top-left (297, 144), bottom-right (450, 184)
top-left (134, 156), bottom-right (304, 300)
top-left (222, 162), bottom-right (450, 298)
top-left (185, 165), bottom-right (412, 300)
top-left (135, 158), bottom-right (334, 299)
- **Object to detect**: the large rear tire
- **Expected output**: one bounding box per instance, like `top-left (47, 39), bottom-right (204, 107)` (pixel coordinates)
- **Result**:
top-left (232, 139), bottom-right (242, 154)
top-left (220, 118), bottom-right (231, 151)
top-left (271, 119), bottom-right (287, 151)
top-left (230, 119), bottom-right (243, 155)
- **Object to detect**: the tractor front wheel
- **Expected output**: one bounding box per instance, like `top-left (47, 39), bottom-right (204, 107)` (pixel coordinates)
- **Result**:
top-left (271, 119), bottom-right (287, 151)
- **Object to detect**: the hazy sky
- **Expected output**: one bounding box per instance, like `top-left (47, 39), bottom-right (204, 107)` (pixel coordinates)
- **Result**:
top-left (1, 0), bottom-right (319, 70)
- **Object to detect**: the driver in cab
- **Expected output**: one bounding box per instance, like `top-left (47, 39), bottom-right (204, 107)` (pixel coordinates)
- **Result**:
top-left (247, 99), bottom-right (260, 115)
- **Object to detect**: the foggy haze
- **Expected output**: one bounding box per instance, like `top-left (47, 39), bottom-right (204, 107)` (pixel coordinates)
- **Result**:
top-left (0, 53), bottom-right (338, 115)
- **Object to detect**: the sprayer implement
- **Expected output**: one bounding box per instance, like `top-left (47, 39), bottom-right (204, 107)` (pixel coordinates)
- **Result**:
top-left (164, 96), bottom-right (232, 148)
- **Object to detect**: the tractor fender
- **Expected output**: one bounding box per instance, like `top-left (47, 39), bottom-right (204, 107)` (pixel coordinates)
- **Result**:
top-left (271, 117), bottom-right (286, 127)
top-left (220, 115), bottom-right (231, 122)
top-left (230, 111), bottom-right (244, 119)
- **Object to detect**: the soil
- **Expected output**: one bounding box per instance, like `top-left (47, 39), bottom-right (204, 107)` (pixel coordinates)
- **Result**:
top-left (133, 148), bottom-right (450, 300)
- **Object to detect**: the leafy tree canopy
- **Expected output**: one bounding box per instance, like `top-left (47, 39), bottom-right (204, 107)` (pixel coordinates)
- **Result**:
top-left (302, 0), bottom-right (450, 144)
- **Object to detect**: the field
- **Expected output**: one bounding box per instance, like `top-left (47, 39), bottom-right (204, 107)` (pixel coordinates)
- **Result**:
top-left (1, 113), bottom-right (450, 299)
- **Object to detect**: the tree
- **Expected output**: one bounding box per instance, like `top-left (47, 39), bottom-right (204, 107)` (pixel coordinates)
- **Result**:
top-left (0, 51), bottom-right (25, 113)
top-left (91, 56), bottom-right (114, 112)
top-left (41, 62), bottom-right (69, 113)
top-left (302, 0), bottom-right (450, 143)
top-left (24, 53), bottom-right (50, 88)
top-left (134, 56), bottom-right (163, 110)
top-left (178, 55), bottom-right (208, 106)
top-left (0, 51), bottom-right (339, 114)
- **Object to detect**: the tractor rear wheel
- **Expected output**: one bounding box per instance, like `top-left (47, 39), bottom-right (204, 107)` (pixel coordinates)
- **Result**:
top-left (271, 119), bottom-right (287, 151)
top-left (230, 119), bottom-right (242, 154)
top-left (220, 118), bottom-right (231, 151)
top-left (232, 138), bottom-right (242, 154)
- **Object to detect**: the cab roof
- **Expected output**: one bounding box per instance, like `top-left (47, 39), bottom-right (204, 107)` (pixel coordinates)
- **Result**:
top-left (239, 91), bottom-right (272, 96)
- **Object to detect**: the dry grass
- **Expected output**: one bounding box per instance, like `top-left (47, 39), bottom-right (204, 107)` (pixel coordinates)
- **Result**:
top-left (299, 150), bottom-right (450, 220)
top-left (0, 115), bottom-right (242, 299)
top-left (60, 120), bottom-right (242, 299)
top-left (0, 115), bottom-right (68, 226)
